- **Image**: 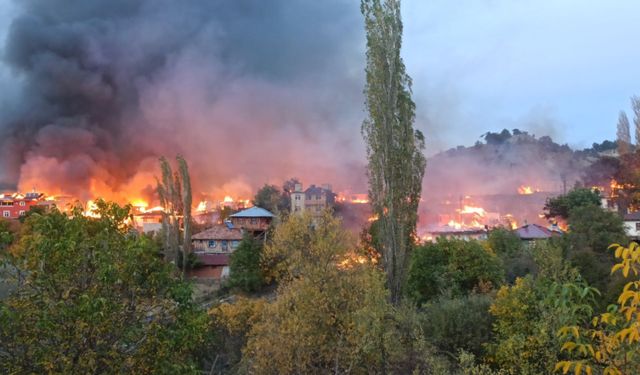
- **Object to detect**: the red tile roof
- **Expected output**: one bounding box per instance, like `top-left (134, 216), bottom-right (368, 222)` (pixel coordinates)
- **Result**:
top-left (192, 225), bottom-right (243, 241)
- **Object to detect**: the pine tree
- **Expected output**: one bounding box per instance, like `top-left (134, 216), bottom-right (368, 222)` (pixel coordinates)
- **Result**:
top-left (361, 0), bottom-right (426, 304)
top-left (617, 111), bottom-right (631, 155)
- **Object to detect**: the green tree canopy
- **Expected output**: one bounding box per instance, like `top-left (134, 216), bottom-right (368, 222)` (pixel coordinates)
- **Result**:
top-left (544, 188), bottom-right (601, 219)
top-left (227, 233), bottom-right (264, 293)
top-left (406, 239), bottom-right (504, 305)
top-left (252, 184), bottom-right (286, 214)
top-left (0, 202), bottom-right (208, 374)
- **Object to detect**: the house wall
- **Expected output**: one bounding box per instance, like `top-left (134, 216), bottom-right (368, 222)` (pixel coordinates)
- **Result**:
top-left (193, 238), bottom-right (241, 253)
top-left (291, 191), bottom-right (305, 213)
top-left (624, 221), bottom-right (640, 238)
top-left (230, 217), bottom-right (271, 231)
top-left (0, 199), bottom-right (41, 219)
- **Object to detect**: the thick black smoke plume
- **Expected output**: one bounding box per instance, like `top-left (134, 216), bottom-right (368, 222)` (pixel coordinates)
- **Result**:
top-left (0, 0), bottom-right (366, 200)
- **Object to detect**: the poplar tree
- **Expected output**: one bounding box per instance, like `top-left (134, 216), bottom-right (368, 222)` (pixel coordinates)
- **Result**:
top-left (177, 155), bottom-right (192, 277)
top-left (361, 0), bottom-right (426, 304)
top-left (617, 111), bottom-right (631, 156)
top-left (157, 157), bottom-right (179, 265)
top-left (157, 156), bottom-right (192, 275)
top-left (631, 96), bottom-right (640, 147)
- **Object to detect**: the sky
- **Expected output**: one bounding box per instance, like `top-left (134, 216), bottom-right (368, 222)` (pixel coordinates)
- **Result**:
top-left (1, 1), bottom-right (639, 154)
top-left (0, 0), bottom-right (638, 196)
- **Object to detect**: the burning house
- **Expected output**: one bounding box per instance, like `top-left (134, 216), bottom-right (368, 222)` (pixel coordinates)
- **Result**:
top-left (0, 192), bottom-right (47, 219)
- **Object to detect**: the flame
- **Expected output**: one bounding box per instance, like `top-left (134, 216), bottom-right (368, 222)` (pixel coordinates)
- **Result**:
top-left (367, 214), bottom-right (378, 222)
top-left (447, 220), bottom-right (463, 229)
top-left (196, 200), bottom-right (208, 212)
top-left (131, 199), bottom-right (148, 208)
top-left (351, 198), bottom-right (369, 204)
top-left (83, 200), bottom-right (100, 218)
top-left (517, 185), bottom-right (535, 195)
top-left (223, 195), bottom-right (234, 203)
top-left (459, 205), bottom-right (486, 217)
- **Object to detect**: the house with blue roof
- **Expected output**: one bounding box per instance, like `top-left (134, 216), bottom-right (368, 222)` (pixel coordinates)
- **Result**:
top-left (229, 206), bottom-right (274, 234)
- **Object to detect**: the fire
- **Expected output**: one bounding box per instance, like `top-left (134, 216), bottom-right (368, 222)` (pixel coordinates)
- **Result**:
top-left (131, 199), bottom-right (149, 209)
top-left (223, 195), bottom-right (234, 203)
top-left (517, 185), bottom-right (538, 195)
top-left (196, 200), bottom-right (208, 212)
top-left (447, 220), bottom-right (463, 229)
top-left (459, 205), bottom-right (486, 217)
top-left (367, 214), bottom-right (378, 222)
top-left (351, 198), bottom-right (369, 204)
top-left (336, 193), bottom-right (369, 204)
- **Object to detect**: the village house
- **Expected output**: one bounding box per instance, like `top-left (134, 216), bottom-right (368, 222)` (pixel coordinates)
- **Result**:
top-left (191, 224), bottom-right (244, 279)
top-left (427, 227), bottom-right (488, 242)
top-left (623, 212), bottom-right (640, 240)
top-left (190, 206), bottom-right (274, 280)
top-left (290, 183), bottom-right (336, 217)
top-left (0, 192), bottom-right (46, 219)
top-left (514, 223), bottom-right (562, 244)
top-left (229, 206), bottom-right (274, 235)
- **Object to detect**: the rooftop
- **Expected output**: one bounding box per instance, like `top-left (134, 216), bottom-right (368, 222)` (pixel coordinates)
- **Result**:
top-left (624, 211), bottom-right (640, 221)
top-left (192, 225), bottom-right (243, 241)
top-left (514, 223), bottom-right (561, 240)
top-left (230, 206), bottom-right (274, 218)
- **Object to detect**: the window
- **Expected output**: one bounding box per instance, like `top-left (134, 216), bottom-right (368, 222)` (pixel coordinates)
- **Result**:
top-left (19, 201), bottom-right (25, 206)
top-left (3, 211), bottom-right (9, 218)
top-left (208, 240), bottom-right (216, 248)
top-left (221, 240), bottom-right (228, 251)
top-left (295, 195), bottom-right (300, 201)
top-left (232, 240), bottom-right (240, 249)
top-left (19, 210), bottom-right (25, 216)
top-left (636, 223), bottom-right (640, 231)
top-left (250, 218), bottom-right (257, 225)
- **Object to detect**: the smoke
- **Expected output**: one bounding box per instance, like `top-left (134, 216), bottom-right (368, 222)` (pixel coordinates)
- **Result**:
top-left (0, 0), bottom-right (367, 200)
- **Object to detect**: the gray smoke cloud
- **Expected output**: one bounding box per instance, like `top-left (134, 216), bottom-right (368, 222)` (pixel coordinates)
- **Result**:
top-left (0, 0), bottom-right (367, 200)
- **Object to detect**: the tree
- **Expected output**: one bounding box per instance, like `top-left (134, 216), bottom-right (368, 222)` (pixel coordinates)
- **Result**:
top-left (361, 0), bottom-right (426, 304)
top-left (157, 156), bottom-right (181, 265)
top-left (177, 155), bottom-right (192, 277)
top-left (544, 188), bottom-right (601, 220)
top-left (0, 202), bottom-right (208, 374)
top-left (157, 156), bottom-right (194, 276)
top-left (421, 293), bottom-right (495, 357)
top-left (487, 227), bottom-right (523, 258)
top-left (487, 275), bottom-right (598, 375)
top-left (564, 205), bottom-right (628, 304)
top-left (227, 233), bottom-right (264, 293)
top-left (406, 239), bottom-right (504, 305)
top-left (617, 111), bottom-right (632, 156)
top-left (253, 184), bottom-right (284, 214)
top-left (556, 242), bottom-right (640, 375)
top-left (242, 212), bottom-right (391, 374)
top-left (632, 96), bottom-right (640, 147)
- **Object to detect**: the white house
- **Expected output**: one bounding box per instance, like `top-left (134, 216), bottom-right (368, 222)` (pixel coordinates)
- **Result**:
top-left (623, 212), bottom-right (640, 239)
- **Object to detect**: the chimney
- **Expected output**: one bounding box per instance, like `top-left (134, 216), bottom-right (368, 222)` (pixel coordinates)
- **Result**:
top-left (294, 183), bottom-right (303, 192)
top-left (321, 183), bottom-right (332, 192)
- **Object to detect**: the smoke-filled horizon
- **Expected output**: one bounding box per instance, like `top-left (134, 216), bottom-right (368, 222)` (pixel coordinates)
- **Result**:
top-left (0, 0), bottom-right (638, 205)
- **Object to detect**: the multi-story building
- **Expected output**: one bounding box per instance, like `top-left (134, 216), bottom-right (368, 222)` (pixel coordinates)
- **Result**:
top-left (290, 183), bottom-right (336, 217)
top-left (0, 192), bottom-right (45, 219)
